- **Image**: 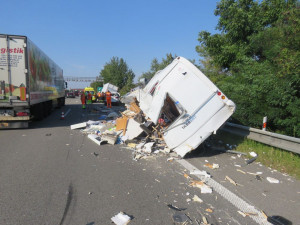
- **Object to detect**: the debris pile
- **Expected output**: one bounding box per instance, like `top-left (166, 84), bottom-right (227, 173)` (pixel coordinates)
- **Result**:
top-left (71, 99), bottom-right (177, 160)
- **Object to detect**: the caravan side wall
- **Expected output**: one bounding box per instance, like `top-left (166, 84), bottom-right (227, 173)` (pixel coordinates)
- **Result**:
top-left (139, 57), bottom-right (236, 157)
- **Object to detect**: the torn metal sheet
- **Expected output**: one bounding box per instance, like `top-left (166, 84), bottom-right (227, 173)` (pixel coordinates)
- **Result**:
top-left (124, 118), bottom-right (144, 140)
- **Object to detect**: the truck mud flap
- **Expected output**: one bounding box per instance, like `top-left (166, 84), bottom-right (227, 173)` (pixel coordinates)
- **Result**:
top-left (0, 121), bottom-right (29, 129)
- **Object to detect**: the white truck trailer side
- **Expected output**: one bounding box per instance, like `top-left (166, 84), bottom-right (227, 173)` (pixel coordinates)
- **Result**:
top-left (0, 34), bottom-right (65, 128)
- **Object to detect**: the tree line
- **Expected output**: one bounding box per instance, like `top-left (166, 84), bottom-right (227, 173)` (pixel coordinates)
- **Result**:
top-left (93, 0), bottom-right (299, 137)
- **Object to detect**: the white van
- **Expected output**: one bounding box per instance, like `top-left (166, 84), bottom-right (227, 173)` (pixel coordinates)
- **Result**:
top-left (136, 57), bottom-right (236, 157)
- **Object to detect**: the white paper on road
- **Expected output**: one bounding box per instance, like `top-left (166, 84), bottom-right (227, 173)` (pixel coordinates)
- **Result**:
top-left (111, 212), bottom-right (131, 225)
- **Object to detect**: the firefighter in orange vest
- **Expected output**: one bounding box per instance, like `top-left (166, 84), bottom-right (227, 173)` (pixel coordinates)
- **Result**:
top-left (80, 91), bottom-right (86, 109)
top-left (105, 90), bottom-right (112, 108)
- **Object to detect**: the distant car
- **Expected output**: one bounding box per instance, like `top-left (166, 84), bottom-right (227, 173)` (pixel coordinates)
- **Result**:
top-left (111, 92), bottom-right (120, 105)
top-left (66, 92), bottom-right (75, 98)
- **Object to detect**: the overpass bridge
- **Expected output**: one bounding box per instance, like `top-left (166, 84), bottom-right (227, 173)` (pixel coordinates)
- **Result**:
top-left (64, 76), bottom-right (103, 89)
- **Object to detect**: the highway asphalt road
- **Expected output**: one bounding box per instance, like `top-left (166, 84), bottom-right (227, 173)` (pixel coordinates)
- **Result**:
top-left (0, 98), bottom-right (299, 225)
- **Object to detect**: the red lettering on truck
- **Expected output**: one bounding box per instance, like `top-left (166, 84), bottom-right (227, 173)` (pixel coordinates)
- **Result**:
top-left (1, 48), bottom-right (24, 54)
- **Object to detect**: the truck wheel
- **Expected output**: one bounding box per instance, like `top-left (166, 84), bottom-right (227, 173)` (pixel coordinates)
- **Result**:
top-left (61, 97), bottom-right (65, 106)
top-left (32, 103), bottom-right (44, 121)
top-left (43, 102), bottom-right (50, 117)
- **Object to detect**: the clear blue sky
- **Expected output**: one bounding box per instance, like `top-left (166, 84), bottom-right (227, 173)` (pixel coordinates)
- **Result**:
top-left (1, 0), bottom-right (220, 87)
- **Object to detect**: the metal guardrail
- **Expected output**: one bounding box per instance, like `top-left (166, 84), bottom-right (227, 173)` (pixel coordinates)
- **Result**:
top-left (221, 122), bottom-right (300, 155)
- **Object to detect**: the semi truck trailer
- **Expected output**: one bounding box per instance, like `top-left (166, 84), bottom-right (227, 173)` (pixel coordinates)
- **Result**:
top-left (0, 34), bottom-right (65, 129)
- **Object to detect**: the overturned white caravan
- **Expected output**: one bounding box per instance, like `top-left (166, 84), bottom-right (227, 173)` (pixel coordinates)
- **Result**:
top-left (133, 56), bottom-right (236, 157)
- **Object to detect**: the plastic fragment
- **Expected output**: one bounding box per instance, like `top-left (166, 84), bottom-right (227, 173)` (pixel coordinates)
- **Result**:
top-left (205, 208), bottom-right (213, 213)
top-left (266, 177), bottom-right (279, 184)
top-left (192, 195), bottom-right (203, 203)
top-left (111, 212), bottom-right (131, 225)
top-left (202, 216), bottom-right (208, 224)
top-left (225, 176), bottom-right (237, 186)
top-left (236, 169), bottom-right (246, 174)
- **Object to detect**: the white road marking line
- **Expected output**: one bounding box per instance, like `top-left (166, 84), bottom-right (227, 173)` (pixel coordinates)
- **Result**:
top-left (64, 109), bottom-right (71, 117)
top-left (176, 159), bottom-right (272, 225)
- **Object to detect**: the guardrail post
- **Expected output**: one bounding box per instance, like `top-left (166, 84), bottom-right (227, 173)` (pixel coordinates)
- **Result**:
top-left (262, 116), bottom-right (267, 131)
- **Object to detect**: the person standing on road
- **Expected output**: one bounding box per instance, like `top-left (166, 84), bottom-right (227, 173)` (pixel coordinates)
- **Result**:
top-left (105, 90), bottom-right (112, 108)
top-left (80, 91), bottom-right (86, 109)
top-left (87, 91), bottom-right (92, 112)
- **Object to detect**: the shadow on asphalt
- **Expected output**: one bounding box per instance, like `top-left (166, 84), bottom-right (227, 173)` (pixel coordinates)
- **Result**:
top-left (184, 130), bottom-right (245, 159)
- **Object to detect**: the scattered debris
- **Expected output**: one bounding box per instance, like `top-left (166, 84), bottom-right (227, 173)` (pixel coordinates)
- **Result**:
top-left (204, 163), bottom-right (219, 169)
top-left (45, 133), bottom-right (52, 136)
top-left (190, 179), bottom-right (213, 193)
top-left (101, 133), bottom-right (118, 145)
top-left (111, 212), bottom-right (131, 225)
top-left (246, 156), bottom-right (257, 165)
top-left (190, 170), bottom-right (211, 178)
top-left (247, 172), bottom-right (263, 175)
top-left (184, 173), bottom-right (191, 179)
top-left (225, 176), bottom-right (237, 186)
top-left (238, 211), bottom-right (258, 217)
top-left (266, 177), bottom-right (279, 184)
top-left (236, 169), bottom-right (246, 174)
top-left (261, 210), bottom-right (268, 219)
top-left (70, 122), bottom-right (87, 130)
top-left (202, 216), bottom-right (208, 224)
top-left (255, 175), bottom-right (262, 181)
top-left (192, 195), bottom-right (203, 203)
top-left (205, 208), bottom-right (213, 213)
top-left (167, 157), bottom-right (174, 162)
top-left (267, 215), bottom-right (292, 225)
top-left (124, 119), bottom-right (144, 140)
top-left (88, 134), bottom-right (104, 146)
top-left (167, 204), bottom-right (186, 211)
top-left (237, 211), bottom-right (247, 217)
